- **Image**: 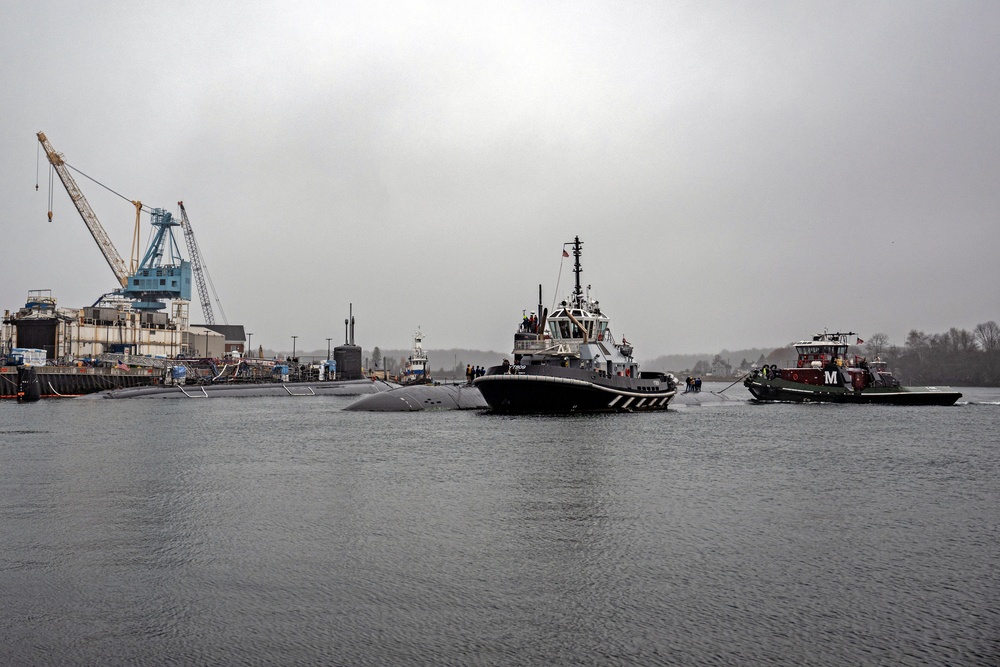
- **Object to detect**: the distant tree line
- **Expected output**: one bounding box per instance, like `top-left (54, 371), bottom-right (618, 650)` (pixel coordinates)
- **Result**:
top-left (875, 321), bottom-right (1000, 386)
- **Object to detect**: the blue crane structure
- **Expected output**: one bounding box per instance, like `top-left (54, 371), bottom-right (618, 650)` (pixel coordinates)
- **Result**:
top-left (37, 131), bottom-right (192, 312)
top-left (122, 208), bottom-right (192, 311)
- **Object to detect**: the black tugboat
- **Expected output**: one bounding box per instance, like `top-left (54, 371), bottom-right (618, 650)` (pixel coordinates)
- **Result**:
top-left (744, 331), bottom-right (962, 405)
top-left (474, 236), bottom-right (677, 413)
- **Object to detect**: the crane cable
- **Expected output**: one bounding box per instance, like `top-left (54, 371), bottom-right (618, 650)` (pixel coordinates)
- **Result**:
top-left (48, 165), bottom-right (55, 221)
top-left (35, 140), bottom-right (153, 217)
top-left (36, 141), bottom-right (55, 220)
top-left (65, 163), bottom-right (153, 214)
top-left (67, 161), bottom-right (154, 274)
top-left (38, 145), bottom-right (155, 276)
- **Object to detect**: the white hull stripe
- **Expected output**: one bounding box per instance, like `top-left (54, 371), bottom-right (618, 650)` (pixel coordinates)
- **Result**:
top-left (752, 383), bottom-right (957, 398)
top-left (476, 374), bottom-right (676, 400)
top-left (607, 395), bottom-right (622, 407)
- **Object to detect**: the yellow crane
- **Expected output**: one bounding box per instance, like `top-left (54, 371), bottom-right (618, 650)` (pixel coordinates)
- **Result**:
top-left (36, 131), bottom-right (143, 287)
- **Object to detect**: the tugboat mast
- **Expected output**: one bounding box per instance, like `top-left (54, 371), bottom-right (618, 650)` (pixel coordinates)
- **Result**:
top-left (571, 236), bottom-right (583, 308)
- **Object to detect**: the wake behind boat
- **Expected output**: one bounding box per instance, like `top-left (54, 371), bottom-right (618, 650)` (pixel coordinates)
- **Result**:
top-left (744, 331), bottom-right (962, 405)
top-left (474, 236), bottom-right (677, 413)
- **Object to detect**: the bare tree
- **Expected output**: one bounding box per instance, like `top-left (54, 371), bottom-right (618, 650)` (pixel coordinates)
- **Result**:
top-left (865, 332), bottom-right (889, 359)
top-left (949, 328), bottom-right (977, 353)
top-left (974, 321), bottom-right (1000, 352)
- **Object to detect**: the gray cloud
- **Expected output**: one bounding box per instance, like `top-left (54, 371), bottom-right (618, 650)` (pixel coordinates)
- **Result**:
top-left (3, 0), bottom-right (997, 358)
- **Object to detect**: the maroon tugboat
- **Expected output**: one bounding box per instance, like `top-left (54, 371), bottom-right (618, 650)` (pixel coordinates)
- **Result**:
top-left (744, 331), bottom-right (962, 405)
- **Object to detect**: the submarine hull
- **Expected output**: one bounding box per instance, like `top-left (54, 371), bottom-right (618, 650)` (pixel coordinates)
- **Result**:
top-left (344, 384), bottom-right (488, 411)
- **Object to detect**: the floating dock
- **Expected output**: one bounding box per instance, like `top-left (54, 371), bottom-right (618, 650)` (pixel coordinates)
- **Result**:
top-left (95, 379), bottom-right (397, 399)
top-left (1, 364), bottom-right (158, 400)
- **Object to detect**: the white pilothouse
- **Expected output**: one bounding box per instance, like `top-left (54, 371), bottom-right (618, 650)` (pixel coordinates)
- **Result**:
top-left (402, 328), bottom-right (429, 384)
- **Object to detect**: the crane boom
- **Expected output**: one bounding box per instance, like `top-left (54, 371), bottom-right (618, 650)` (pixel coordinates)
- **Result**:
top-left (177, 201), bottom-right (225, 325)
top-left (37, 131), bottom-right (129, 287)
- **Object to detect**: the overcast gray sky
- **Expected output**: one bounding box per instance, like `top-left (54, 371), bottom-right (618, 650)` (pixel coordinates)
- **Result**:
top-left (3, 0), bottom-right (997, 357)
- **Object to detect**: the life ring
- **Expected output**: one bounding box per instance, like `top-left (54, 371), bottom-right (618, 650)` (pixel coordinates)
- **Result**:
top-left (797, 360), bottom-right (803, 368)
top-left (792, 373), bottom-right (799, 381)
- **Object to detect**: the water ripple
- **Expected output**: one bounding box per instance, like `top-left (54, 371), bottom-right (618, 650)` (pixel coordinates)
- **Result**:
top-left (1, 390), bottom-right (998, 665)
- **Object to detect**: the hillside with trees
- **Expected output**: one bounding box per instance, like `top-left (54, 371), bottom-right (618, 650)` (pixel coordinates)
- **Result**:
top-left (877, 321), bottom-right (1000, 386)
top-left (363, 347), bottom-right (507, 380)
top-left (262, 346), bottom-right (506, 380)
top-left (642, 347), bottom-right (807, 377)
top-left (642, 321), bottom-right (1000, 386)
top-left (283, 321), bottom-right (1000, 386)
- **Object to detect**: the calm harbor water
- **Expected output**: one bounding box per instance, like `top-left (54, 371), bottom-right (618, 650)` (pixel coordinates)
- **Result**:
top-left (2, 383), bottom-right (998, 666)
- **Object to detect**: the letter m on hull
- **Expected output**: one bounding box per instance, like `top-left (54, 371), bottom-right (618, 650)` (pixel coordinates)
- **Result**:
top-left (824, 370), bottom-right (839, 385)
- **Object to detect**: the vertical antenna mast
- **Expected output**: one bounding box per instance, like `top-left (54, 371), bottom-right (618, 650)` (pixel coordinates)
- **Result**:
top-left (571, 235), bottom-right (583, 307)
